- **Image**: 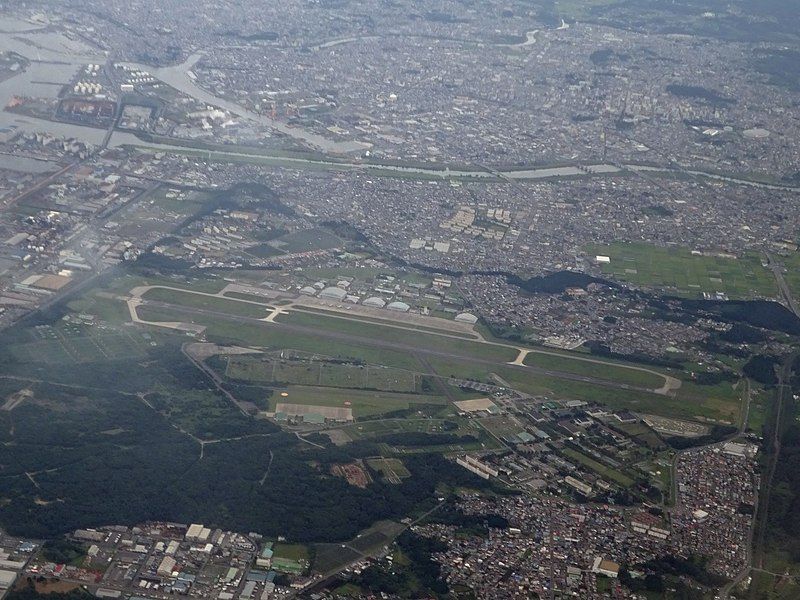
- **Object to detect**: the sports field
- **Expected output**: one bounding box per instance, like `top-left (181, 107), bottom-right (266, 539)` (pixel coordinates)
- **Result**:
top-left (588, 242), bottom-right (777, 299)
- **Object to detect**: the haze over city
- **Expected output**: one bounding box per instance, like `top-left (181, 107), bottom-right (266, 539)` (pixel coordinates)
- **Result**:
top-left (0, 0), bottom-right (797, 599)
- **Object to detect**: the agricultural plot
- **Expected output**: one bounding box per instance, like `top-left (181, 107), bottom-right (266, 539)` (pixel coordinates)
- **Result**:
top-left (588, 242), bottom-right (777, 299)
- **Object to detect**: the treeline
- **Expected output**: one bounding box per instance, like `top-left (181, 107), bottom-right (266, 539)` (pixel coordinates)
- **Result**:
top-left (0, 405), bottom-right (492, 544)
top-left (764, 359), bottom-right (800, 560)
top-left (584, 340), bottom-right (684, 369)
top-left (354, 531), bottom-right (449, 597)
top-left (620, 554), bottom-right (727, 598)
top-left (679, 299), bottom-right (800, 335)
top-left (40, 539), bottom-right (85, 565)
top-left (664, 425), bottom-right (738, 450)
top-left (378, 433), bottom-right (479, 447)
top-left (6, 581), bottom-right (92, 600)
top-left (666, 83), bottom-right (735, 106)
top-left (743, 354), bottom-right (780, 385)
top-left (427, 504), bottom-right (509, 531)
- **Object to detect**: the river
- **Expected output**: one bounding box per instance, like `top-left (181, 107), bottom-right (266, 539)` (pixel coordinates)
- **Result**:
top-left (0, 27), bottom-right (797, 191)
top-left (119, 53), bottom-right (371, 155)
top-left (0, 24), bottom-right (108, 144)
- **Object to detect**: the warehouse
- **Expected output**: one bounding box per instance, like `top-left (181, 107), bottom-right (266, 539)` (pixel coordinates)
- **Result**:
top-left (319, 286), bottom-right (347, 301)
top-left (386, 300), bottom-right (410, 312)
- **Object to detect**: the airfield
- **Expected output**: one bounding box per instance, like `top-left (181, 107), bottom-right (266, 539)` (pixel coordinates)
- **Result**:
top-left (110, 278), bottom-right (746, 429)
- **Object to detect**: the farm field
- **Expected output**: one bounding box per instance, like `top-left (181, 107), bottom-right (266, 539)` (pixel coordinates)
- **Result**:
top-left (587, 242), bottom-right (777, 299)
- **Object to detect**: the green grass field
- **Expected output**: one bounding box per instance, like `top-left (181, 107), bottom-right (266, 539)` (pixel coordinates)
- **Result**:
top-left (272, 228), bottom-right (342, 253)
top-left (10, 325), bottom-right (152, 365)
top-left (142, 287), bottom-right (271, 318)
top-left (425, 356), bottom-right (741, 424)
top-left (747, 569), bottom-right (800, 600)
top-left (341, 418), bottom-right (474, 441)
top-left (554, 0), bottom-right (619, 19)
top-left (136, 305), bottom-right (424, 370)
top-left (366, 457), bottom-right (411, 480)
top-left (561, 448), bottom-right (635, 488)
top-left (522, 350), bottom-right (666, 389)
top-left (477, 415), bottom-right (525, 441)
top-left (272, 543), bottom-right (310, 562)
top-left (588, 242), bottom-right (777, 299)
top-left (150, 188), bottom-right (209, 213)
top-left (780, 250), bottom-right (800, 304)
top-left (291, 306), bottom-right (475, 338)
top-left (134, 298), bottom-right (740, 425)
top-left (276, 311), bottom-right (516, 363)
top-left (272, 385), bottom-right (447, 417)
top-left (226, 357), bottom-right (419, 393)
